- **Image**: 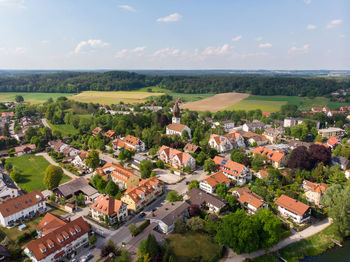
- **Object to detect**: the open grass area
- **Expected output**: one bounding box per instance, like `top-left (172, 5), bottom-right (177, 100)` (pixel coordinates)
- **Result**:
top-left (167, 232), bottom-right (222, 262)
top-left (254, 224), bottom-right (342, 262)
top-left (69, 90), bottom-right (164, 105)
top-left (47, 119), bottom-right (79, 136)
top-left (225, 99), bottom-right (287, 112)
top-left (6, 154), bottom-right (71, 192)
top-left (0, 92), bottom-right (74, 104)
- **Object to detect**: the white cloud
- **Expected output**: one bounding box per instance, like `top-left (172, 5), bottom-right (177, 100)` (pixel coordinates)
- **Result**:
top-left (256, 36), bottom-right (263, 42)
top-left (157, 13), bottom-right (182, 23)
top-left (74, 39), bottom-right (109, 54)
top-left (259, 43), bottom-right (272, 48)
top-left (306, 24), bottom-right (317, 30)
top-left (0, 47), bottom-right (26, 55)
top-left (153, 47), bottom-right (180, 57)
top-left (232, 35), bottom-right (242, 42)
top-left (202, 44), bottom-right (229, 56)
top-left (115, 46), bottom-right (146, 58)
top-left (289, 44), bottom-right (309, 54)
top-left (304, 0), bottom-right (312, 4)
top-left (0, 0), bottom-right (25, 8)
top-left (326, 19), bottom-right (342, 29)
top-left (119, 5), bottom-right (136, 12)
top-left (40, 40), bottom-right (49, 44)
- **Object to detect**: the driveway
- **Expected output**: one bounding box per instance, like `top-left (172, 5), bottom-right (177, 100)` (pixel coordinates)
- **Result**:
top-left (99, 153), bottom-right (119, 164)
top-left (35, 152), bottom-right (78, 179)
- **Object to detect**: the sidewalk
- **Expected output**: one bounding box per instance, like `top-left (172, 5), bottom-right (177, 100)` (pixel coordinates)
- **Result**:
top-left (225, 218), bottom-right (331, 262)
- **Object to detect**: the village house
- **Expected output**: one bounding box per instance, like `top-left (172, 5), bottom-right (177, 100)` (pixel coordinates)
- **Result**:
top-left (0, 173), bottom-right (19, 202)
top-left (121, 177), bottom-right (163, 213)
top-left (104, 130), bottom-right (117, 139)
top-left (183, 143), bottom-right (200, 154)
top-left (131, 154), bottom-right (149, 170)
top-left (232, 187), bottom-right (268, 214)
top-left (199, 171), bottom-right (231, 194)
top-left (0, 112), bottom-right (14, 119)
top-left (242, 120), bottom-right (265, 132)
top-left (256, 169), bottom-right (269, 179)
top-left (186, 188), bottom-right (227, 213)
top-left (331, 156), bottom-right (349, 170)
top-left (92, 127), bottom-right (104, 136)
top-left (221, 120), bottom-right (235, 132)
top-left (166, 102), bottom-right (191, 138)
top-left (96, 163), bottom-right (140, 190)
top-left (158, 145), bottom-right (196, 170)
top-left (208, 133), bottom-right (245, 153)
top-left (275, 194), bottom-right (311, 224)
top-left (14, 144), bottom-right (36, 156)
top-left (326, 137), bottom-right (341, 149)
top-left (318, 127), bottom-right (345, 139)
top-left (239, 131), bottom-right (268, 146)
top-left (140, 105), bottom-right (163, 112)
top-left (112, 135), bottom-right (145, 152)
top-left (24, 217), bottom-right (90, 262)
top-left (53, 178), bottom-right (99, 202)
top-left (71, 150), bottom-right (89, 169)
top-left (253, 146), bottom-right (287, 168)
top-left (302, 180), bottom-right (328, 206)
top-left (263, 127), bottom-right (285, 144)
top-left (213, 156), bottom-right (252, 185)
top-left (48, 140), bottom-right (79, 158)
top-left (0, 190), bottom-right (46, 227)
top-left (36, 213), bottom-right (67, 237)
top-left (90, 195), bottom-right (128, 224)
top-left (147, 201), bottom-right (190, 234)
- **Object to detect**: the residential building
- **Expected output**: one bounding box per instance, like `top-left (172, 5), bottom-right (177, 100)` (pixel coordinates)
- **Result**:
top-left (318, 127), bottom-right (345, 139)
top-left (90, 195), bottom-right (128, 223)
top-left (232, 187), bottom-right (268, 214)
top-left (256, 169), bottom-right (269, 179)
top-left (239, 131), bottom-right (268, 146)
top-left (36, 213), bottom-right (67, 237)
top-left (112, 135), bottom-right (145, 152)
top-left (275, 194), bottom-right (311, 224)
top-left (221, 120), bottom-right (235, 131)
top-left (140, 105), bottom-right (163, 112)
top-left (242, 120), bottom-right (265, 132)
top-left (166, 102), bottom-right (191, 138)
top-left (0, 112), bottom-right (14, 119)
top-left (48, 140), bottom-right (79, 158)
top-left (24, 217), bottom-right (90, 262)
top-left (331, 156), bottom-right (349, 170)
top-left (92, 127), bottom-right (104, 136)
top-left (253, 146), bottom-right (287, 168)
top-left (288, 141), bottom-right (312, 150)
top-left (71, 150), bottom-right (88, 169)
top-left (97, 163), bottom-right (139, 189)
top-left (302, 180), bottom-right (328, 206)
top-left (263, 127), bottom-right (285, 144)
top-left (14, 144), bottom-right (36, 156)
top-left (104, 130), bottom-right (116, 139)
top-left (326, 137), bottom-right (340, 149)
top-left (283, 118), bottom-right (320, 129)
top-left (121, 177), bottom-right (163, 213)
top-left (186, 188), bottom-right (227, 212)
top-left (158, 145), bottom-right (196, 170)
top-left (147, 201), bottom-right (190, 234)
top-left (213, 156), bottom-right (252, 185)
top-left (0, 190), bottom-right (46, 227)
top-left (199, 171), bottom-right (230, 194)
top-left (131, 154), bottom-right (149, 170)
top-left (208, 134), bottom-right (234, 153)
top-left (183, 143), bottom-right (200, 154)
top-left (0, 173), bottom-right (19, 201)
top-left (53, 178), bottom-right (99, 202)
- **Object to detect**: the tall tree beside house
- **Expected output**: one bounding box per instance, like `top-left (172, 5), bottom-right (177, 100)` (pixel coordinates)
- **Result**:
top-left (85, 150), bottom-right (100, 170)
top-left (43, 165), bottom-right (63, 190)
top-left (15, 95), bottom-right (24, 103)
top-left (287, 146), bottom-right (314, 171)
top-left (251, 154), bottom-right (267, 172)
top-left (204, 158), bottom-right (216, 174)
top-left (166, 191), bottom-right (183, 202)
top-left (309, 144), bottom-right (331, 166)
top-left (216, 183), bottom-right (228, 199)
top-left (187, 180), bottom-right (199, 190)
top-left (137, 234), bottom-right (162, 261)
top-left (77, 193), bottom-right (85, 207)
top-left (186, 217), bottom-right (205, 231)
top-left (139, 159), bottom-right (154, 179)
top-left (105, 180), bottom-right (119, 196)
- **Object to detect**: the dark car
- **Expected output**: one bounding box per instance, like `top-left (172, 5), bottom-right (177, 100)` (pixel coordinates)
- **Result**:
top-left (139, 212), bottom-right (146, 218)
top-left (185, 181), bottom-right (189, 185)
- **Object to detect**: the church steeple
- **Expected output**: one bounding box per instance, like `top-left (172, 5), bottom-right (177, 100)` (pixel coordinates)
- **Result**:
top-left (172, 102), bottom-right (181, 124)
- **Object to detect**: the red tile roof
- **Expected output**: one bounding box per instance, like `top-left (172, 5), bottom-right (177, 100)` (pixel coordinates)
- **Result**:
top-left (213, 156), bottom-right (247, 178)
top-left (199, 171), bottom-right (230, 187)
top-left (104, 130), bottom-right (116, 138)
top-left (253, 146), bottom-right (285, 163)
top-left (275, 194), bottom-right (310, 216)
top-left (166, 123), bottom-right (187, 132)
top-left (327, 136), bottom-right (340, 147)
top-left (90, 195), bottom-right (124, 216)
top-left (303, 180), bottom-right (328, 194)
top-left (158, 145), bottom-right (193, 166)
top-left (234, 187), bottom-right (264, 209)
top-left (36, 213), bottom-right (67, 236)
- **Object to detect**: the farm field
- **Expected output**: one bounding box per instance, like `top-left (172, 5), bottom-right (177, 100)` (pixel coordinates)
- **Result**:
top-left (47, 119), bottom-right (79, 136)
top-left (225, 99), bottom-right (286, 112)
top-left (5, 154), bottom-right (71, 192)
top-left (180, 92), bottom-right (249, 112)
top-left (167, 233), bottom-right (222, 262)
top-left (0, 92), bottom-right (74, 104)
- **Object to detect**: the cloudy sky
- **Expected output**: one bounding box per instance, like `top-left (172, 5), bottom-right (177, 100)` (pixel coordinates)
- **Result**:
top-left (0, 0), bottom-right (349, 70)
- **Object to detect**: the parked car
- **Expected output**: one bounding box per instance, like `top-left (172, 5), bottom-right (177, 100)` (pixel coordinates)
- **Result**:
top-left (139, 212), bottom-right (146, 218)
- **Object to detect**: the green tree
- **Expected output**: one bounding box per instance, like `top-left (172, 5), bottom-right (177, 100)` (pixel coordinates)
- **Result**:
top-left (60, 197), bottom-right (66, 205)
top-left (251, 154), bottom-right (267, 172)
top-left (50, 193), bottom-right (56, 202)
top-left (43, 165), bottom-right (63, 190)
top-left (85, 150), bottom-right (100, 170)
top-left (77, 193), bottom-right (85, 207)
top-left (174, 219), bottom-right (187, 234)
top-left (204, 158), bottom-right (216, 174)
top-left (187, 180), bottom-right (199, 190)
top-left (166, 190), bottom-right (182, 202)
top-left (186, 217), bottom-right (204, 231)
top-left (15, 95), bottom-right (24, 103)
top-left (155, 159), bottom-right (164, 169)
top-left (216, 183), bottom-right (228, 198)
top-left (89, 234), bottom-right (97, 245)
top-left (139, 159), bottom-right (154, 179)
top-left (137, 234), bottom-right (161, 260)
top-left (230, 148), bottom-right (246, 163)
top-left (105, 181), bottom-right (119, 196)
top-left (10, 170), bottom-right (22, 182)
top-left (128, 223), bottom-right (137, 236)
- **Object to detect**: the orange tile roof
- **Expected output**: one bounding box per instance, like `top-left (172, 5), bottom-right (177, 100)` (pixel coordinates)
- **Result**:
top-left (199, 171), bottom-right (230, 187)
top-left (90, 195), bottom-right (123, 216)
top-left (104, 130), bottom-right (116, 138)
top-left (303, 180), bottom-right (328, 194)
top-left (327, 136), bottom-right (340, 147)
top-left (124, 177), bottom-right (162, 204)
top-left (234, 187), bottom-right (264, 209)
top-left (213, 156), bottom-right (247, 178)
top-left (158, 145), bottom-right (193, 166)
top-left (314, 142), bottom-right (330, 148)
top-left (275, 194), bottom-right (310, 216)
top-left (36, 213), bottom-right (67, 236)
top-left (92, 127), bottom-right (103, 135)
top-left (258, 169), bottom-right (269, 179)
top-left (166, 123), bottom-right (187, 132)
top-left (184, 143), bottom-right (199, 153)
top-left (253, 146), bottom-right (285, 163)
top-left (112, 135), bottom-right (141, 150)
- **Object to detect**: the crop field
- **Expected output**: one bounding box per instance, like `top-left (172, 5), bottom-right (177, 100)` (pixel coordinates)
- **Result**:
top-left (69, 90), bottom-right (164, 104)
top-left (0, 92), bottom-right (74, 104)
top-left (180, 92), bottom-right (249, 112)
top-left (225, 99), bottom-right (287, 112)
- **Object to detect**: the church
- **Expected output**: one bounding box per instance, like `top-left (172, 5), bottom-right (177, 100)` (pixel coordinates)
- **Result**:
top-left (166, 102), bottom-right (191, 138)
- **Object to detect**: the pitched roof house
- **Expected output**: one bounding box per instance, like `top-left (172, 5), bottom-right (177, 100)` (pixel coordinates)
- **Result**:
top-left (326, 137), bottom-right (340, 148)
top-left (253, 146), bottom-right (287, 168)
top-left (183, 143), bottom-right (200, 154)
top-left (53, 178), bottom-right (99, 202)
top-left (213, 156), bottom-right (252, 185)
top-left (242, 120), bottom-right (265, 132)
top-left (104, 130), bottom-right (116, 139)
top-left (36, 213), bottom-right (67, 237)
top-left (158, 145), bottom-right (196, 170)
top-left (275, 194), bottom-right (311, 224)
top-left (14, 144), bottom-right (36, 156)
top-left (90, 195), bottom-right (128, 223)
top-left (112, 135), bottom-right (145, 152)
top-left (232, 187), bottom-right (268, 214)
top-left (186, 188), bottom-right (227, 212)
top-left (92, 127), bottom-right (103, 136)
top-left (199, 171), bottom-right (230, 194)
top-left (166, 123), bottom-right (192, 138)
top-left (302, 180), bottom-right (328, 206)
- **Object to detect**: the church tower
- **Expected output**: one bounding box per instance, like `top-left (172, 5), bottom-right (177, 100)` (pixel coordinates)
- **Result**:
top-left (172, 102), bottom-right (181, 124)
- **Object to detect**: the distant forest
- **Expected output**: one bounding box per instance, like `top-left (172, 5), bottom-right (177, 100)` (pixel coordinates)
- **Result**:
top-left (0, 71), bottom-right (349, 97)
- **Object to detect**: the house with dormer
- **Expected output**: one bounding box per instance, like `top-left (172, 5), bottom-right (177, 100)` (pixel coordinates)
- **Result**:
top-left (90, 195), bottom-right (128, 223)
top-left (158, 145), bottom-right (196, 170)
top-left (112, 135), bottom-right (145, 152)
top-left (253, 146), bottom-right (287, 168)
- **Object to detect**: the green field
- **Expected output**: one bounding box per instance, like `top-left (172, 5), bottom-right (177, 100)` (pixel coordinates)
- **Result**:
top-left (6, 154), bottom-right (71, 192)
top-left (0, 92), bottom-right (74, 104)
top-left (225, 99), bottom-right (287, 112)
top-left (47, 119), bottom-right (79, 136)
top-left (167, 233), bottom-right (222, 262)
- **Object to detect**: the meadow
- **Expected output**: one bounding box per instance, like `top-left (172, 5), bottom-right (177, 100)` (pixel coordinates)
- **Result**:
top-left (6, 154), bottom-right (71, 192)
top-left (0, 92), bottom-right (74, 104)
top-left (47, 119), bottom-right (79, 136)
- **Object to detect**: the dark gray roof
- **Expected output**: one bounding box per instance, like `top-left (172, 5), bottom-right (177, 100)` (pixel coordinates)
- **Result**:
top-left (54, 177), bottom-right (98, 197)
top-left (186, 188), bottom-right (226, 209)
top-left (147, 201), bottom-right (189, 226)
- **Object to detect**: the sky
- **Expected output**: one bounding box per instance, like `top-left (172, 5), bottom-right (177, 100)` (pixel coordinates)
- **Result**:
top-left (0, 0), bottom-right (349, 70)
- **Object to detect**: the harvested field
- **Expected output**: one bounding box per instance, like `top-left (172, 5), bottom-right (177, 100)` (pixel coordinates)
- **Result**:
top-left (180, 92), bottom-right (249, 112)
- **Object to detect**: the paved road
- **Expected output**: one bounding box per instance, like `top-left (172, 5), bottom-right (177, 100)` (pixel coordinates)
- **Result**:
top-left (35, 152), bottom-right (79, 179)
top-left (225, 218), bottom-right (332, 262)
top-left (99, 153), bottom-right (119, 164)
top-left (41, 118), bottom-right (51, 128)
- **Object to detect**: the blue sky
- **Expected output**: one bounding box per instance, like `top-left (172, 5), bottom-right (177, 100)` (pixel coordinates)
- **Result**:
top-left (0, 0), bottom-right (349, 69)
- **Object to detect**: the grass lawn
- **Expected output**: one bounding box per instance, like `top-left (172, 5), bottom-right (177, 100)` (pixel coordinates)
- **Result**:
top-left (167, 232), bottom-right (222, 262)
top-left (254, 224), bottom-right (342, 262)
top-left (47, 119), bottom-right (79, 136)
top-left (0, 92), bottom-right (74, 104)
top-left (225, 99), bottom-right (287, 112)
top-left (6, 154), bottom-right (71, 192)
